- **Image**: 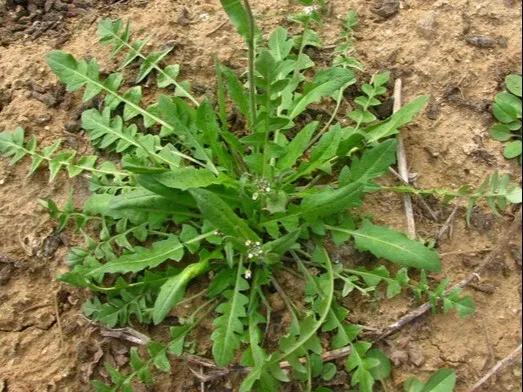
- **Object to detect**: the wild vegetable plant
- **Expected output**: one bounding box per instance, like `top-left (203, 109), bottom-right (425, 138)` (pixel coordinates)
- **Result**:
top-left (490, 74), bottom-right (522, 162)
top-left (0, 1), bottom-right (521, 391)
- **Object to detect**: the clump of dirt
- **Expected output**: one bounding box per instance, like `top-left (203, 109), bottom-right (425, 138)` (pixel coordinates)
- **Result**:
top-left (0, 0), bottom-right (131, 46)
top-left (0, 0), bottom-right (522, 391)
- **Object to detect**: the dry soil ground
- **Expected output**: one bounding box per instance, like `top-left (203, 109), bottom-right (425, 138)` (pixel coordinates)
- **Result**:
top-left (0, 0), bottom-right (522, 391)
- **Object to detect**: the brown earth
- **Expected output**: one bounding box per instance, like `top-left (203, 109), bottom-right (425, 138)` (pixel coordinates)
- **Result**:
top-left (0, 0), bottom-right (522, 391)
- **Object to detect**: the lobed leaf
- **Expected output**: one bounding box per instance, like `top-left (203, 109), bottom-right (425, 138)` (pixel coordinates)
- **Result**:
top-left (211, 263), bottom-right (250, 366)
top-left (87, 236), bottom-right (185, 275)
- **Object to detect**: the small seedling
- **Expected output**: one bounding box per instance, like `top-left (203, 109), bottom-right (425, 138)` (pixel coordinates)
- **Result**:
top-left (490, 74), bottom-right (522, 162)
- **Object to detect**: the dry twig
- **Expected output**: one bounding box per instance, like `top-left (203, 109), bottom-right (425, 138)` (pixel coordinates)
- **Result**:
top-left (468, 344), bottom-right (522, 392)
top-left (437, 205), bottom-right (459, 240)
top-left (206, 21), bottom-right (227, 36)
top-left (393, 79), bottom-right (416, 239)
top-left (53, 291), bottom-right (64, 349)
top-left (99, 326), bottom-right (151, 345)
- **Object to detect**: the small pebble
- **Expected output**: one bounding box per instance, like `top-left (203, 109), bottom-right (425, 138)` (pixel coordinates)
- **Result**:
top-left (31, 91), bottom-right (57, 107)
top-left (417, 11), bottom-right (438, 39)
top-left (33, 113), bottom-right (52, 125)
top-left (408, 346), bottom-right (425, 367)
top-left (64, 120), bottom-right (81, 132)
top-left (372, 0), bottom-right (400, 19)
top-left (465, 35), bottom-right (498, 48)
top-left (389, 349), bottom-right (409, 365)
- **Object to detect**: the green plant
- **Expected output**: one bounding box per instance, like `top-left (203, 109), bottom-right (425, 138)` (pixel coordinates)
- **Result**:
top-left (0, 2), bottom-right (521, 391)
top-left (404, 368), bottom-right (456, 392)
top-left (489, 74), bottom-right (522, 162)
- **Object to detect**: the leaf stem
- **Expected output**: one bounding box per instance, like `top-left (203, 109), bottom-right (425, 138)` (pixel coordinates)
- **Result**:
top-left (243, 0), bottom-right (257, 129)
top-left (5, 140), bottom-right (129, 178)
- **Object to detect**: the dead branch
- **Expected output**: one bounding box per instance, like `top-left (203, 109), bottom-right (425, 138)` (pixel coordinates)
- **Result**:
top-left (437, 205), bottom-right (458, 241)
top-left (53, 291), bottom-right (64, 349)
top-left (99, 326), bottom-right (151, 346)
top-left (468, 344), bottom-right (522, 392)
top-left (394, 79), bottom-right (417, 239)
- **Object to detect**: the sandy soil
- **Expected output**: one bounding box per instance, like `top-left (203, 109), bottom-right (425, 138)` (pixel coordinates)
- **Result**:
top-left (0, 0), bottom-right (521, 391)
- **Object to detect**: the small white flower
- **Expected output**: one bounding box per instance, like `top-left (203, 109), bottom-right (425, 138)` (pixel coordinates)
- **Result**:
top-left (303, 5), bottom-right (317, 15)
top-left (245, 240), bottom-right (252, 246)
top-left (247, 253), bottom-right (254, 259)
top-left (244, 269), bottom-right (252, 279)
top-left (252, 192), bottom-right (259, 200)
top-left (255, 241), bottom-right (261, 246)
top-left (265, 187), bottom-right (271, 193)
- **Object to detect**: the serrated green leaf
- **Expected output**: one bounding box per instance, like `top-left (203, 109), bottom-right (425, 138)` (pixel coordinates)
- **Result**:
top-left (289, 67), bottom-right (355, 119)
top-left (348, 109), bottom-right (377, 124)
top-left (137, 50), bottom-right (171, 83)
top-left (300, 182), bottom-right (363, 220)
top-left (340, 221), bottom-right (441, 272)
top-left (268, 27), bottom-right (294, 61)
top-left (220, 0), bottom-right (252, 39)
top-left (0, 127), bottom-right (26, 164)
top-left (152, 167), bottom-right (222, 190)
top-left (221, 65), bottom-right (251, 122)
top-left (87, 236), bottom-right (184, 275)
top-left (153, 259), bottom-right (210, 324)
top-left (272, 247), bottom-right (334, 363)
top-left (157, 64), bottom-right (180, 88)
top-left (372, 71), bottom-right (390, 87)
top-left (212, 263), bottom-right (250, 366)
top-left (148, 342), bottom-right (171, 372)
top-left (123, 86), bottom-right (143, 120)
top-left (168, 324), bottom-right (192, 355)
top-left (348, 139), bottom-right (397, 188)
top-left (91, 380), bottom-right (115, 392)
top-left (47, 51), bottom-right (101, 100)
top-left (189, 189), bottom-right (258, 241)
top-left (365, 96), bottom-right (429, 143)
top-left (346, 341), bottom-right (375, 392)
top-left (277, 121), bottom-right (318, 170)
